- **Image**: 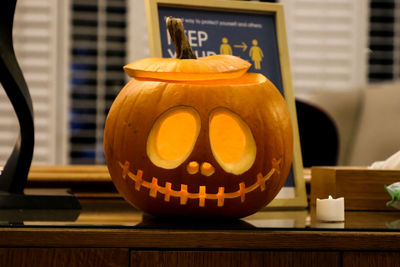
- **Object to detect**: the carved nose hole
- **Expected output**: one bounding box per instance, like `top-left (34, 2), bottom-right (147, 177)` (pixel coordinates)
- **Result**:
top-left (201, 162), bottom-right (215, 176)
top-left (187, 161), bottom-right (199, 174)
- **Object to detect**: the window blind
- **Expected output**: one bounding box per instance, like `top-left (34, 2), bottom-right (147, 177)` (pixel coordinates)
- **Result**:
top-left (280, 0), bottom-right (368, 95)
top-left (69, 0), bottom-right (127, 164)
top-left (368, 0), bottom-right (400, 82)
top-left (0, 0), bottom-right (67, 165)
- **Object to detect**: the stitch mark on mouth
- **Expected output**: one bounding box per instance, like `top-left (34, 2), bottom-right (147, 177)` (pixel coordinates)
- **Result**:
top-left (118, 160), bottom-right (279, 207)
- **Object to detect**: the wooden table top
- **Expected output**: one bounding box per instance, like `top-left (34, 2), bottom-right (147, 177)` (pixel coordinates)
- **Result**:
top-left (1, 197), bottom-right (400, 250)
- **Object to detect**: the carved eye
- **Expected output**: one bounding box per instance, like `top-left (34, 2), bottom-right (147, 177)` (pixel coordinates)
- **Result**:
top-left (209, 108), bottom-right (256, 175)
top-left (147, 106), bottom-right (201, 169)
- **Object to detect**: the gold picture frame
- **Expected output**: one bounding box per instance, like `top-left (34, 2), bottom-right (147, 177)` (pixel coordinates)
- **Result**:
top-left (144, 0), bottom-right (307, 209)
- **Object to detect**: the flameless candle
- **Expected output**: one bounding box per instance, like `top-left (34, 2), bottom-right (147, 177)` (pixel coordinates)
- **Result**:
top-left (316, 195), bottom-right (345, 222)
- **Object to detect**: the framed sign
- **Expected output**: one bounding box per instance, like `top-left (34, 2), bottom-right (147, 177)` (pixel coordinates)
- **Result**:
top-left (145, 0), bottom-right (307, 208)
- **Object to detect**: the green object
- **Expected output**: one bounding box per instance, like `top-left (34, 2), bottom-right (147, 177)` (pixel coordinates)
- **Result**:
top-left (385, 182), bottom-right (400, 209)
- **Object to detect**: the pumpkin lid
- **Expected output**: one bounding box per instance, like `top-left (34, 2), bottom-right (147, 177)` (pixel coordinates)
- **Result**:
top-left (123, 55), bottom-right (251, 81)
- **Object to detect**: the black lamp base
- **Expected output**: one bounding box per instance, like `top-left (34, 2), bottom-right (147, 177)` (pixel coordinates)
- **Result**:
top-left (0, 189), bottom-right (81, 222)
top-left (0, 188), bottom-right (81, 209)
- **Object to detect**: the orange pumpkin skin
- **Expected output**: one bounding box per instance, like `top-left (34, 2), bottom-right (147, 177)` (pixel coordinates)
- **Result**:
top-left (104, 57), bottom-right (293, 218)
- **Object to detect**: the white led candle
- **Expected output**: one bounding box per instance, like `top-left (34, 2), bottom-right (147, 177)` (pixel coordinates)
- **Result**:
top-left (316, 195), bottom-right (345, 222)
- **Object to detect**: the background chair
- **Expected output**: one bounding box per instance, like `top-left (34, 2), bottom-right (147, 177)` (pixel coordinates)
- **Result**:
top-left (296, 99), bottom-right (339, 167)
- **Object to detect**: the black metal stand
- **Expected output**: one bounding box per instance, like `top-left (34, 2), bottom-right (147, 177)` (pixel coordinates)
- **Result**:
top-left (0, 0), bottom-right (80, 216)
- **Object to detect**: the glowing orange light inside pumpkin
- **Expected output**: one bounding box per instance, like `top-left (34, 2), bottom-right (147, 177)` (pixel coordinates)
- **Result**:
top-left (210, 112), bottom-right (246, 163)
top-left (147, 107), bottom-right (200, 169)
top-left (209, 108), bottom-right (256, 175)
top-left (156, 109), bottom-right (198, 160)
top-left (187, 161), bottom-right (199, 174)
top-left (200, 162), bottom-right (215, 176)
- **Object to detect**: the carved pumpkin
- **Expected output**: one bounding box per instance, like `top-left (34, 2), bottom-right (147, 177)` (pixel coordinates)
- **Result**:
top-left (104, 17), bottom-right (293, 218)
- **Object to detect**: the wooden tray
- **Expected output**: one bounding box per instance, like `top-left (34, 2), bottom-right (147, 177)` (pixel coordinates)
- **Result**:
top-left (310, 166), bottom-right (400, 211)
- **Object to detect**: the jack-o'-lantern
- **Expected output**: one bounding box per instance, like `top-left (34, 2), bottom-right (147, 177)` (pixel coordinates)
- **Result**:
top-left (104, 17), bottom-right (293, 218)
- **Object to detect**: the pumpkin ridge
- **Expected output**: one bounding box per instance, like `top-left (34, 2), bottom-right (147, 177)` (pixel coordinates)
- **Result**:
top-left (111, 94), bottom-right (129, 158)
top-left (104, 80), bottom-right (133, 163)
top-left (118, 83), bottom-right (148, 166)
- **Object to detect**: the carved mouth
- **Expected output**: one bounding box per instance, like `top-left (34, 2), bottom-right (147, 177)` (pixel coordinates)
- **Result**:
top-left (118, 160), bottom-right (279, 207)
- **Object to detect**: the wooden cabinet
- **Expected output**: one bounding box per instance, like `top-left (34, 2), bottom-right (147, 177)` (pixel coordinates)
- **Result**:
top-left (1, 228), bottom-right (400, 266)
top-left (343, 252), bottom-right (400, 267)
top-left (0, 248), bottom-right (128, 267)
top-left (131, 251), bottom-right (340, 267)
top-left (3, 248), bottom-right (400, 267)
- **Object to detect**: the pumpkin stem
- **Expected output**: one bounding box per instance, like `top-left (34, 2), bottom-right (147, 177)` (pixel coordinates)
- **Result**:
top-left (166, 16), bottom-right (197, 59)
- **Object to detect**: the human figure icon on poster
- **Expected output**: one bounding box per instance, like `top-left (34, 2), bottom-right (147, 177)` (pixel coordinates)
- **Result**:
top-left (249, 39), bottom-right (263, 70)
top-left (220, 37), bottom-right (232, 55)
